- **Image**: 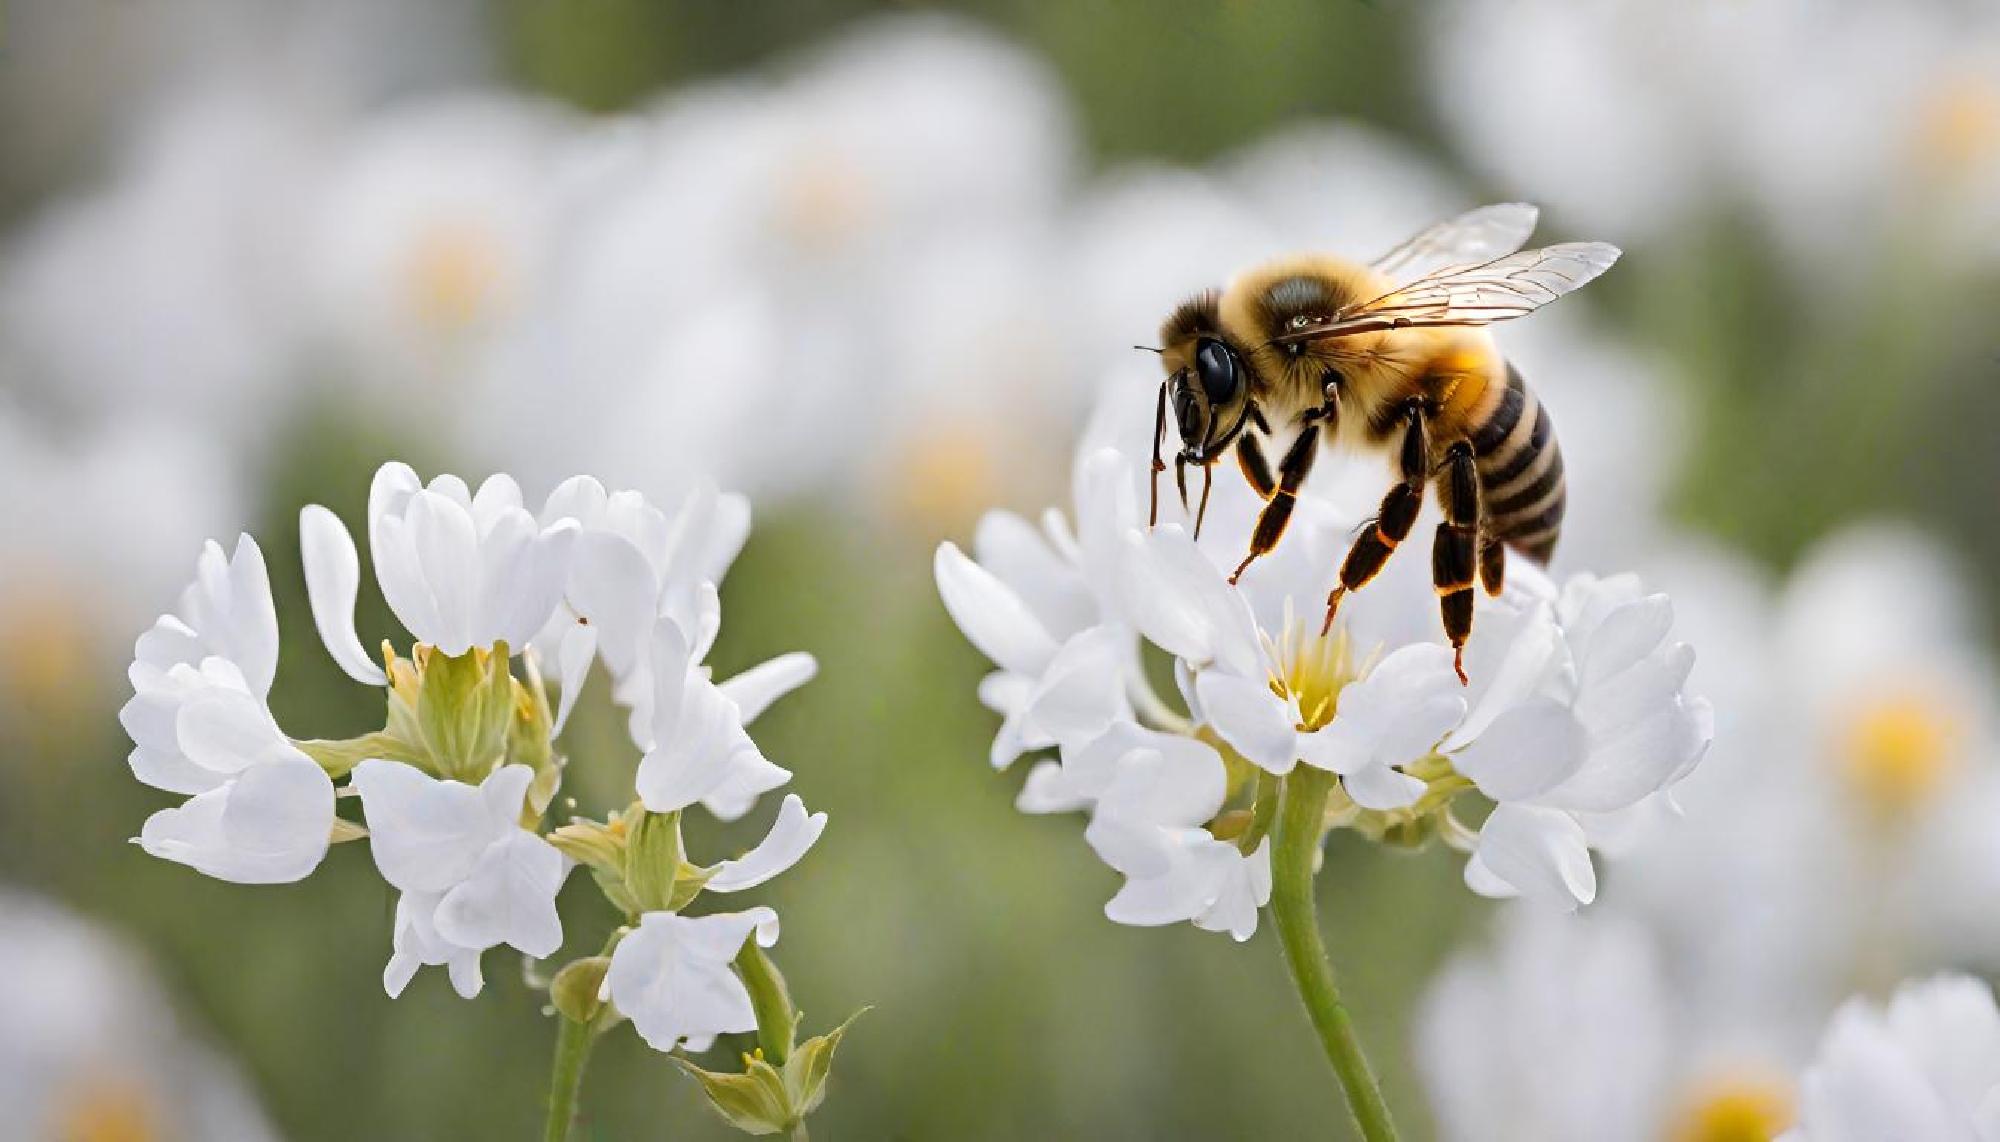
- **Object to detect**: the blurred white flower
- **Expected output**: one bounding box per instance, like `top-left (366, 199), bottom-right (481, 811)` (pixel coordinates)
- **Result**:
top-left (1783, 974), bottom-right (2000, 1142)
top-left (0, 891), bottom-right (279, 1141)
top-left (1419, 905), bottom-right (1803, 1142)
top-left (351, 760), bottom-right (568, 998)
top-left (121, 535), bottom-right (334, 884)
top-left (305, 93), bottom-right (580, 405)
top-left (604, 907), bottom-right (781, 1053)
top-left (1618, 524), bottom-right (2000, 1017)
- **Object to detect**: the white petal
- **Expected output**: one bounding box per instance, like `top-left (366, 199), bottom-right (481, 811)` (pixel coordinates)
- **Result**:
top-left (934, 542), bottom-right (1059, 677)
top-left (565, 530), bottom-right (660, 679)
top-left (1341, 764), bottom-right (1426, 811)
top-left (551, 623), bottom-right (596, 737)
top-left (1117, 527), bottom-right (1260, 676)
top-left (1577, 594), bottom-right (1673, 687)
top-left (372, 514), bottom-right (441, 648)
top-left (1196, 670), bottom-right (1299, 774)
top-left (635, 673), bottom-right (748, 812)
top-left (351, 760), bottom-right (503, 893)
top-left (1451, 697), bottom-right (1588, 802)
top-left (718, 653), bottom-right (817, 725)
top-left (434, 831), bottom-right (569, 958)
top-left (1449, 601), bottom-right (1565, 748)
top-left (407, 490), bottom-right (482, 655)
top-left (138, 753), bottom-right (333, 884)
top-left (706, 794), bottom-right (827, 892)
top-left (1021, 626), bottom-right (1130, 747)
top-left (1474, 804), bottom-right (1596, 909)
top-left (300, 505), bottom-right (387, 685)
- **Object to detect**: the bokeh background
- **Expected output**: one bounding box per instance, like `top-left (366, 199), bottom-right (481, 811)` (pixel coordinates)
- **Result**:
top-left (2, 1), bottom-right (1998, 1138)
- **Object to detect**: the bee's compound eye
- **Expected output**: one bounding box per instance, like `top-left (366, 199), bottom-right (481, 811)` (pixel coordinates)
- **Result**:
top-left (1195, 338), bottom-right (1240, 405)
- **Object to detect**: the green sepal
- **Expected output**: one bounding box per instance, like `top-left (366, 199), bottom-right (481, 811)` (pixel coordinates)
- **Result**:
top-left (782, 1009), bottom-right (868, 1120)
top-left (294, 730), bottom-right (423, 779)
top-left (589, 864), bottom-right (640, 918)
top-left (414, 643), bottom-right (514, 781)
top-left (665, 861), bottom-right (717, 911)
top-left (675, 1053), bottom-right (792, 1136)
top-left (623, 809), bottom-right (684, 914)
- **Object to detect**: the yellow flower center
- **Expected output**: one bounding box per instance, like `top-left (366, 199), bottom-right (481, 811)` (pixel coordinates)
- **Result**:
top-left (1267, 617), bottom-right (1365, 732)
top-left (404, 221), bottom-right (507, 334)
top-left (1841, 691), bottom-right (1960, 820)
top-left (1670, 1072), bottom-right (1795, 1142)
top-left (53, 1073), bottom-right (158, 1142)
top-left (1913, 73), bottom-right (2000, 184)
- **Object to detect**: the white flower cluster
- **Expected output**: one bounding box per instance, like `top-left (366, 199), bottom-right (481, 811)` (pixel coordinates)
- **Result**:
top-left (122, 461), bottom-right (824, 1052)
top-left (935, 430), bottom-right (1711, 937)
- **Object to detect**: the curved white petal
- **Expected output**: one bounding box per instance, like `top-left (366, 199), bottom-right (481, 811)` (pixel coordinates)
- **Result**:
top-left (605, 909), bottom-right (778, 1052)
top-left (706, 794), bottom-right (827, 892)
top-left (351, 760), bottom-right (504, 894)
top-left (1451, 697), bottom-right (1588, 802)
top-left (1342, 763), bottom-right (1426, 811)
top-left (300, 505), bottom-right (388, 685)
top-left (551, 622), bottom-right (597, 737)
top-left (718, 652), bottom-right (817, 725)
top-left (934, 542), bottom-right (1059, 678)
top-left (1474, 804), bottom-right (1596, 909)
top-left (138, 752), bottom-right (333, 884)
top-left (1196, 669), bottom-right (1299, 774)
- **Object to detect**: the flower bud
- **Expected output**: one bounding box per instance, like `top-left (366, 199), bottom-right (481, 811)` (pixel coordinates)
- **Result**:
top-left (549, 956), bottom-right (611, 1024)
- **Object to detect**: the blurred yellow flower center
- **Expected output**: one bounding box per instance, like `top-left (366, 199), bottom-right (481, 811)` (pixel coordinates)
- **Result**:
top-left (405, 221), bottom-right (507, 333)
top-left (884, 418), bottom-right (1005, 536)
top-left (1914, 74), bottom-right (2000, 182)
top-left (1268, 619), bottom-right (1362, 732)
top-left (54, 1073), bottom-right (158, 1142)
top-left (0, 580), bottom-right (93, 722)
top-left (1670, 1072), bottom-right (1795, 1142)
top-left (779, 151), bottom-right (870, 251)
top-left (1842, 692), bottom-right (1960, 819)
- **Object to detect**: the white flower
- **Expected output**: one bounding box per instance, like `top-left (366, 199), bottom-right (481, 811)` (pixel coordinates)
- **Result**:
top-left (633, 624), bottom-right (793, 822)
top-left (603, 908), bottom-right (781, 1052)
top-left (1088, 820), bottom-right (1271, 942)
top-left (1418, 905), bottom-right (1802, 1142)
top-left (122, 535), bottom-right (334, 884)
top-left (532, 475), bottom-right (754, 738)
top-left (301, 461), bottom-right (577, 670)
top-left (1446, 574), bottom-right (1712, 910)
top-left (350, 760), bottom-right (568, 997)
top-left (1784, 975), bottom-right (2000, 1142)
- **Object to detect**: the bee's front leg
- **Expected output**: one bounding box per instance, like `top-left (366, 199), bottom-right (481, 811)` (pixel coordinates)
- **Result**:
top-left (1229, 423), bottom-right (1322, 585)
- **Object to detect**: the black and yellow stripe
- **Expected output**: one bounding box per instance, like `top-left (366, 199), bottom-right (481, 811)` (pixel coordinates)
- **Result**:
top-left (1471, 363), bottom-right (1566, 564)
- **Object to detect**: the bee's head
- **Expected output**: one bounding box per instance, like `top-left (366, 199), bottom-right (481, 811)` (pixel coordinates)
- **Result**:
top-left (1159, 292), bottom-right (1252, 463)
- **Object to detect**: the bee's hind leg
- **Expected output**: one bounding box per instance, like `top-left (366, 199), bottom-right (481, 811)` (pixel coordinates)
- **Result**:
top-left (1230, 423), bottom-right (1321, 584)
top-left (1323, 402), bottom-right (1427, 634)
top-left (1432, 440), bottom-right (1481, 684)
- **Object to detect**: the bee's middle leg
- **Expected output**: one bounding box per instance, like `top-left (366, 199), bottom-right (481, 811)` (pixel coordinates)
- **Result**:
top-left (1432, 440), bottom-right (1481, 684)
top-left (1230, 425), bottom-right (1320, 584)
top-left (1322, 402), bottom-right (1427, 633)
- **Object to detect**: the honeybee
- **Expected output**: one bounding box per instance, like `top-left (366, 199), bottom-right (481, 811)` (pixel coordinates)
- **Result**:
top-left (1150, 204), bottom-right (1619, 683)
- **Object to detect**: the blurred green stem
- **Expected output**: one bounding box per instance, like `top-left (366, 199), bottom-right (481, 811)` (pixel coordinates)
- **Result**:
top-left (543, 1012), bottom-right (597, 1142)
top-left (1270, 767), bottom-right (1399, 1142)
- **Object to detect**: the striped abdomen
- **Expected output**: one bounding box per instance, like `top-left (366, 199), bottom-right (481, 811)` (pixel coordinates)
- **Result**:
top-left (1468, 363), bottom-right (1564, 563)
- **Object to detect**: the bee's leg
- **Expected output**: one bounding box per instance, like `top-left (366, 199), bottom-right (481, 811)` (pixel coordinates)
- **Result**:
top-left (1323, 403), bottom-right (1428, 634)
top-left (1479, 536), bottom-right (1506, 597)
top-left (1237, 433), bottom-right (1276, 500)
top-left (1230, 425), bottom-right (1320, 584)
top-left (1194, 463), bottom-right (1215, 539)
top-left (1432, 440), bottom-right (1481, 684)
top-left (1149, 381), bottom-right (1169, 528)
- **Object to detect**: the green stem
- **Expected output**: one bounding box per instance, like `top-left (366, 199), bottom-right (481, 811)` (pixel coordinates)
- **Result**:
top-left (543, 1012), bottom-right (598, 1142)
top-left (1270, 767), bottom-right (1399, 1142)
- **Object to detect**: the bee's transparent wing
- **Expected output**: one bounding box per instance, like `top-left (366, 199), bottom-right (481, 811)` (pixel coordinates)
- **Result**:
top-left (1277, 242), bottom-right (1621, 343)
top-left (1369, 203), bottom-right (1540, 285)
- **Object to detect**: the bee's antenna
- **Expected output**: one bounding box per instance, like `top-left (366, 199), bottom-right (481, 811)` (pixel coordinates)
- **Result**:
top-left (1174, 454), bottom-right (1190, 514)
top-left (1193, 463), bottom-right (1214, 541)
top-left (1133, 344), bottom-right (1164, 354)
